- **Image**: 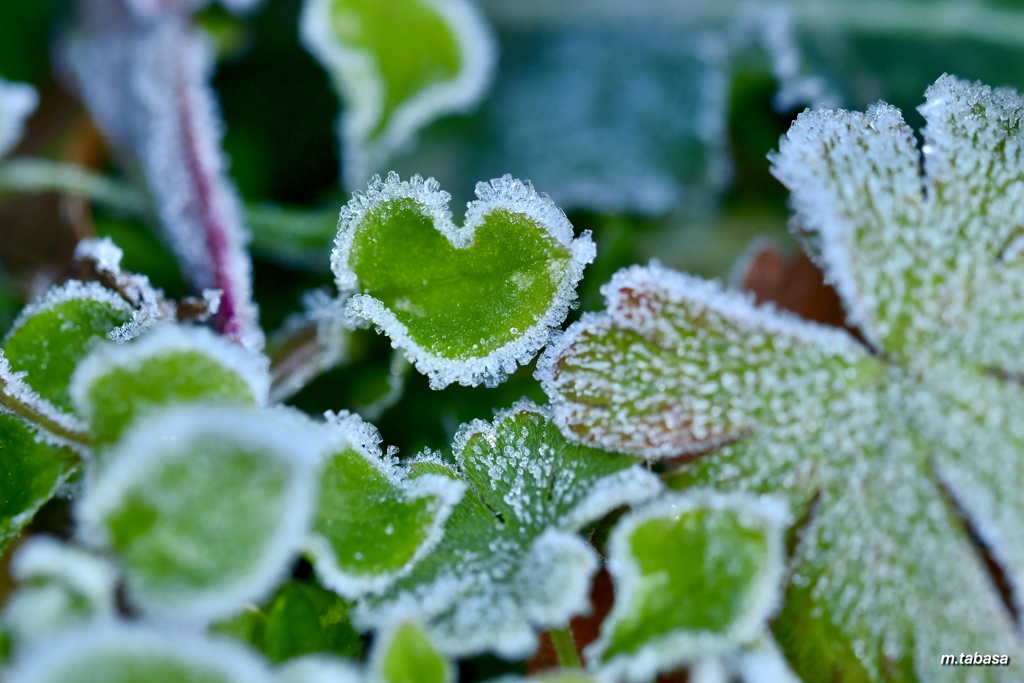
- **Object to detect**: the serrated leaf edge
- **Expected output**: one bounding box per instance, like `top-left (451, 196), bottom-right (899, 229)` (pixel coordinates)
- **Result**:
top-left (334, 173), bottom-right (595, 389)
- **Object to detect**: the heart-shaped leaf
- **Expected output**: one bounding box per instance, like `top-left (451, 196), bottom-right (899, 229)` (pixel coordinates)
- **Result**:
top-left (300, 0), bottom-right (494, 187)
top-left (6, 622), bottom-right (278, 683)
top-left (355, 400), bottom-right (660, 659)
top-left (306, 412), bottom-right (464, 598)
top-left (372, 621), bottom-right (453, 683)
top-left (76, 404), bottom-right (323, 623)
top-left (0, 78), bottom-right (36, 158)
top-left (333, 173), bottom-right (595, 389)
top-left (588, 491), bottom-right (787, 683)
top-left (71, 324), bottom-right (270, 449)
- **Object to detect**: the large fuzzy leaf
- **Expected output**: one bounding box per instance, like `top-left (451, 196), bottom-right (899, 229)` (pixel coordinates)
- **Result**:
top-left (548, 242), bottom-right (1024, 679)
top-left (355, 401), bottom-right (661, 659)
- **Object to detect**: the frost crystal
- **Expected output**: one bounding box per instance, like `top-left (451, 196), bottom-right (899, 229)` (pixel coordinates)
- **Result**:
top-left (66, 1), bottom-right (263, 350)
top-left (543, 75), bottom-right (1024, 682)
top-left (301, 0), bottom-right (494, 188)
top-left (0, 78), bottom-right (37, 158)
top-left (333, 173), bottom-right (595, 389)
top-left (355, 401), bottom-right (661, 659)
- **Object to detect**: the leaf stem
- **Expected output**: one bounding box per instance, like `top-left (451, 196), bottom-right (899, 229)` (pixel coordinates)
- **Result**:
top-left (0, 158), bottom-right (146, 215)
top-left (550, 627), bottom-right (582, 669)
top-left (0, 389), bottom-right (90, 450)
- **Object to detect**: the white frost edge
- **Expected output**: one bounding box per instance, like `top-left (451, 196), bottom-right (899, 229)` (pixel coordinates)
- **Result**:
top-left (307, 410), bottom-right (465, 598)
top-left (73, 237), bottom-right (177, 343)
top-left (10, 536), bottom-right (118, 610)
top-left (300, 0), bottom-right (495, 188)
top-left (537, 262), bottom-right (866, 459)
top-left (6, 620), bottom-right (278, 683)
top-left (587, 490), bottom-right (789, 683)
top-left (0, 78), bottom-right (37, 158)
top-left (268, 290), bottom-right (350, 403)
top-left (769, 103), bottom-right (916, 352)
top-left (368, 618), bottom-right (454, 683)
top-left (0, 348), bottom-right (89, 452)
top-left (732, 635), bottom-right (803, 683)
top-left (278, 654), bottom-right (364, 683)
top-left (69, 322), bottom-right (270, 425)
top-left (334, 173), bottom-right (595, 389)
top-left (75, 404), bottom-right (321, 624)
top-left (5, 280), bottom-right (135, 343)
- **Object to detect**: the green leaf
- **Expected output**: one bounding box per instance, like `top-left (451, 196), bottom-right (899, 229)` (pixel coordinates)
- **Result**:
top-left (76, 405), bottom-right (322, 623)
top-left (300, 0), bottom-right (494, 188)
top-left (3, 281), bottom-right (135, 412)
top-left (6, 622), bottom-right (278, 683)
top-left (373, 621), bottom-right (452, 683)
top-left (544, 77), bottom-right (1024, 682)
top-left (355, 400), bottom-right (661, 659)
top-left (0, 414), bottom-right (76, 553)
top-left (307, 412), bottom-right (463, 597)
top-left (215, 579), bottom-right (363, 664)
top-left (0, 78), bottom-right (35, 158)
top-left (71, 324), bottom-right (269, 448)
top-left (333, 173), bottom-right (595, 389)
top-left (2, 537), bottom-right (117, 645)
top-left (588, 491), bottom-right (787, 682)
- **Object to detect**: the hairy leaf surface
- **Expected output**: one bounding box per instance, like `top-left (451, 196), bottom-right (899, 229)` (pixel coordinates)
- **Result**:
top-left (355, 401), bottom-right (661, 659)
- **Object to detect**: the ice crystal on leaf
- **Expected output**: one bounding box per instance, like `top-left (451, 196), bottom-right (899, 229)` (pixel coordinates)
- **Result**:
top-left (0, 78), bottom-right (36, 159)
top-left (354, 401), bottom-right (661, 659)
top-left (307, 411), bottom-right (464, 598)
top-left (542, 75), bottom-right (1024, 682)
top-left (333, 173), bottom-right (594, 389)
top-left (301, 0), bottom-right (494, 188)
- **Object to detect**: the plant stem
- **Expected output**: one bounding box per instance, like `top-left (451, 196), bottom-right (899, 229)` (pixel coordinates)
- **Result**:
top-left (550, 627), bottom-right (582, 669)
top-left (0, 390), bottom-right (90, 450)
top-left (0, 158), bottom-right (146, 215)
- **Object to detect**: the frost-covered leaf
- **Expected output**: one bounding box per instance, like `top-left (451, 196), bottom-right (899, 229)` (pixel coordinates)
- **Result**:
top-left (0, 414), bottom-right (77, 553)
top-left (6, 621), bottom-right (278, 683)
top-left (3, 537), bottom-right (117, 645)
top-left (333, 173), bottom-right (594, 389)
top-left (300, 0), bottom-right (494, 188)
top-left (216, 578), bottom-right (363, 663)
top-left (372, 620), bottom-right (452, 683)
top-left (66, 1), bottom-right (263, 349)
top-left (588, 491), bottom-right (787, 683)
top-left (0, 78), bottom-right (36, 158)
top-left (544, 253), bottom-right (1024, 675)
top-left (307, 412), bottom-right (463, 598)
top-left (355, 400), bottom-right (661, 659)
top-left (71, 323), bottom-right (269, 447)
top-left (279, 655), bottom-right (365, 683)
top-left (76, 404), bottom-right (323, 622)
top-left (3, 281), bottom-right (135, 412)
top-left (492, 674), bottom-right (597, 683)
top-left (771, 75), bottom-right (1024, 374)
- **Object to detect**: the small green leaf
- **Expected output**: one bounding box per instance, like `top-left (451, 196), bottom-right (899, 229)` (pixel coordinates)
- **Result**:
top-left (216, 579), bottom-right (363, 664)
top-left (373, 621), bottom-right (452, 683)
top-left (333, 174), bottom-right (595, 389)
top-left (6, 622), bottom-right (278, 683)
top-left (300, 0), bottom-right (494, 187)
top-left (71, 324), bottom-right (269, 448)
top-left (356, 401), bottom-right (661, 659)
top-left (307, 412), bottom-right (464, 597)
top-left (3, 281), bottom-right (135, 411)
top-left (0, 413), bottom-right (76, 553)
top-left (588, 491), bottom-right (787, 683)
top-left (0, 78), bottom-right (36, 158)
top-left (2, 537), bottom-right (117, 645)
top-left (77, 405), bottom-right (322, 622)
